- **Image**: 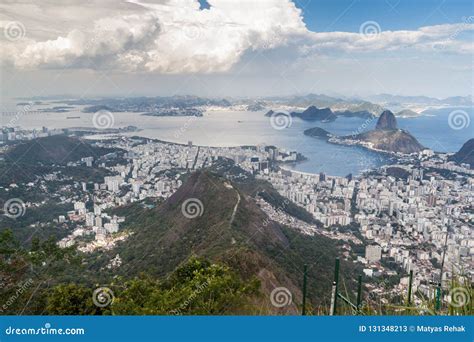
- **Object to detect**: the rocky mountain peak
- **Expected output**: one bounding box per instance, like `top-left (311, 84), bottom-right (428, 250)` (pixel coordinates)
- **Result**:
top-left (376, 110), bottom-right (398, 130)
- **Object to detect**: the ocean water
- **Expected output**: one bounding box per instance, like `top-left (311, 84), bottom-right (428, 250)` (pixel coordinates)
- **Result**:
top-left (398, 107), bottom-right (473, 153)
top-left (1, 101), bottom-right (472, 176)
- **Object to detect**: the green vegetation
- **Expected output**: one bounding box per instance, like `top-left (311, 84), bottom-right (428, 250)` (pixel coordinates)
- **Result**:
top-left (110, 257), bottom-right (260, 315)
top-left (46, 284), bottom-right (100, 315)
top-left (0, 229), bottom-right (260, 315)
top-left (0, 135), bottom-right (118, 186)
top-left (4, 135), bottom-right (118, 165)
top-left (46, 257), bottom-right (259, 315)
top-left (0, 161), bottom-right (50, 187)
top-left (0, 201), bottom-right (73, 245)
top-left (1, 223), bottom-right (472, 316)
top-left (0, 229), bottom-right (83, 314)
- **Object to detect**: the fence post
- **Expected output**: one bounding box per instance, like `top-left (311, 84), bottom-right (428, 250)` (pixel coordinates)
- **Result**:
top-left (356, 275), bottom-right (362, 311)
top-left (302, 264), bottom-right (308, 316)
top-left (435, 284), bottom-right (441, 312)
top-left (407, 270), bottom-right (413, 305)
top-left (330, 258), bottom-right (340, 315)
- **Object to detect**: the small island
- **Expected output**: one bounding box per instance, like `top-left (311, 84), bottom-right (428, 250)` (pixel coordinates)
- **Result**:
top-left (39, 106), bottom-right (76, 113)
top-left (265, 106), bottom-right (336, 122)
top-left (303, 127), bottom-right (332, 140)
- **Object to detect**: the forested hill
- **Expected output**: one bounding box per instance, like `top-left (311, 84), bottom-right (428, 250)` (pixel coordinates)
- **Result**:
top-left (99, 170), bottom-right (360, 313)
top-left (4, 135), bottom-right (118, 165)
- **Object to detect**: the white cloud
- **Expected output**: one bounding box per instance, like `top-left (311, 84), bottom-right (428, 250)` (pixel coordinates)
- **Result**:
top-left (9, 13), bottom-right (160, 70)
top-left (1, 0), bottom-right (307, 72)
top-left (0, 0), bottom-right (473, 74)
top-left (304, 23), bottom-right (474, 54)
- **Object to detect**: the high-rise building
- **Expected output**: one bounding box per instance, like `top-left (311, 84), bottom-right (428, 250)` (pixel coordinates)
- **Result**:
top-left (104, 222), bottom-right (119, 234)
top-left (94, 205), bottom-right (101, 215)
top-left (74, 201), bottom-right (86, 211)
top-left (427, 194), bottom-right (436, 207)
top-left (95, 216), bottom-right (103, 228)
top-left (365, 245), bottom-right (382, 264)
top-left (319, 172), bottom-right (326, 182)
top-left (85, 212), bottom-right (95, 227)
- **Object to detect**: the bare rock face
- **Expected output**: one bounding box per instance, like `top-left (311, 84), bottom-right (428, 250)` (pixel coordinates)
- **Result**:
top-left (376, 110), bottom-right (398, 130)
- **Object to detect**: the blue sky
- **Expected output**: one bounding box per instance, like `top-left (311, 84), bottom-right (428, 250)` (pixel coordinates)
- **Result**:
top-left (295, 0), bottom-right (473, 32)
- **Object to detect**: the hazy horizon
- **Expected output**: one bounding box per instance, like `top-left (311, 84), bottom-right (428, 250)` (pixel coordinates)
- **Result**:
top-left (4, 92), bottom-right (473, 103)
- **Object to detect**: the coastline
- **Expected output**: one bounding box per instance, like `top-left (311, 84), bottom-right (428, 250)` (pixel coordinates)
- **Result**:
top-left (85, 129), bottom-right (396, 178)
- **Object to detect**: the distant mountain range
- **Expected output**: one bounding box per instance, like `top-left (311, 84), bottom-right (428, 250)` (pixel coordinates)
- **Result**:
top-left (70, 96), bottom-right (231, 114)
top-left (262, 94), bottom-right (385, 116)
top-left (267, 103), bottom-right (424, 122)
top-left (20, 93), bottom-right (471, 119)
top-left (264, 93), bottom-right (472, 117)
top-left (365, 94), bottom-right (473, 107)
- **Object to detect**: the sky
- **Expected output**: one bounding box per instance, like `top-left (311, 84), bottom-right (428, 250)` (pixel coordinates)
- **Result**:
top-left (0, 0), bottom-right (473, 100)
top-left (297, 0), bottom-right (473, 32)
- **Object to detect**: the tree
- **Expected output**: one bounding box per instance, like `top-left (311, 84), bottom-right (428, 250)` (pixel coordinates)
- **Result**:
top-left (46, 284), bottom-right (99, 315)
